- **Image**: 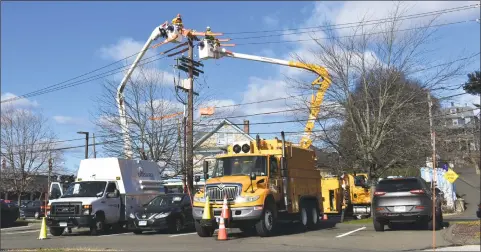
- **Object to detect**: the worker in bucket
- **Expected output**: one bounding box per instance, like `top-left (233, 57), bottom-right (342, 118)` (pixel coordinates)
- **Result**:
top-left (205, 26), bottom-right (221, 50)
top-left (171, 14), bottom-right (183, 30)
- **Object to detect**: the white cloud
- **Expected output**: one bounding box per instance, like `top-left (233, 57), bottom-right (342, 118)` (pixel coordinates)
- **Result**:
top-left (1, 93), bottom-right (39, 109)
top-left (263, 14), bottom-right (280, 27)
top-left (53, 116), bottom-right (85, 125)
top-left (99, 37), bottom-right (157, 62)
top-left (240, 77), bottom-right (296, 115)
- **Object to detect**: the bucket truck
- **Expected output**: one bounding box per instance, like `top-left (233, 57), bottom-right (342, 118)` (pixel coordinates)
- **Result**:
top-left (191, 39), bottom-right (332, 237)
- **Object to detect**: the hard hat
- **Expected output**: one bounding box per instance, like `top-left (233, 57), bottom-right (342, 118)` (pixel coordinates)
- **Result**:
top-left (206, 26), bottom-right (211, 31)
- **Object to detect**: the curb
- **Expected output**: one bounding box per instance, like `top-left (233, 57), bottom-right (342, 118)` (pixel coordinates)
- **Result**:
top-left (442, 223), bottom-right (481, 246)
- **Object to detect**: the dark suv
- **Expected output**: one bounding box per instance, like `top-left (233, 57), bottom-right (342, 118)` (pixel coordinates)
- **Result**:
top-left (372, 177), bottom-right (443, 232)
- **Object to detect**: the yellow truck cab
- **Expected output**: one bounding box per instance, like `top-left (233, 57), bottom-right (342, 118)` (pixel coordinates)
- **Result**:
top-left (345, 173), bottom-right (371, 218)
top-left (192, 133), bottom-right (323, 237)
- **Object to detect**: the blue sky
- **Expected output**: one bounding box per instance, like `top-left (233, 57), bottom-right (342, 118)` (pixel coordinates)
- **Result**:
top-left (2, 1), bottom-right (480, 173)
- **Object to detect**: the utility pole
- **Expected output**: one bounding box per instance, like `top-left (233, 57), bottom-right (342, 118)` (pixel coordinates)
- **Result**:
top-left (186, 38), bottom-right (195, 195)
top-left (46, 155), bottom-right (53, 216)
top-left (427, 92), bottom-right (437, 251)
top-left (172, 38), bottom-right (203, 196)
top-left (92, 133), bottom-right (97, 158)
top-left (77, 131), bottom-right (89, 159)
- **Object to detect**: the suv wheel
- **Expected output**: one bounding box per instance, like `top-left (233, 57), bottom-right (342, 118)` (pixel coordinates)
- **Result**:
top-left (373, 219), bottom-right (384, 232)
top-left (49, 227), bottom-right (64, 236)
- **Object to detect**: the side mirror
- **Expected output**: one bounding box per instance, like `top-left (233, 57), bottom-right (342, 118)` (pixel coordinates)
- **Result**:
top-left (194, 175), bottom-right (200, 183)
top-left (250, 171), bottom-right (257, 181)
top-left (107, 189), bottom-right (120, 198)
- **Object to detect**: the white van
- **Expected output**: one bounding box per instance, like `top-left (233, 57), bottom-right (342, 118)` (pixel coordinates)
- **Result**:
top-left (46, 158), bottom-right (165, 236)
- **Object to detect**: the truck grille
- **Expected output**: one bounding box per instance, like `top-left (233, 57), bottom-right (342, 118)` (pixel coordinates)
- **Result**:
top-left (205, 184), bottom-right (240, 201)
top-left (51, 202), bottom-right (82, 216)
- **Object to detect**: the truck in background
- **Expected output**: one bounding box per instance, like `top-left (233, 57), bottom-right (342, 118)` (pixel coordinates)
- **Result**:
top-left (46, 158), bottom-right (165, 236)
top-left (321, 173), bottom-right (371, 219)
top-left (193, 133), bottom-right (323, 237)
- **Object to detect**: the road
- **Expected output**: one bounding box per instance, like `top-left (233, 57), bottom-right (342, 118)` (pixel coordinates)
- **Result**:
top-left (0, 219), bottom-right (456, 251)
top-left (453, 165), bottom-right (480, 219)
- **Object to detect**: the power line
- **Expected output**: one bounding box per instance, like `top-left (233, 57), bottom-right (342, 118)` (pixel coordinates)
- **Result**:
top-left (228, 5), bottom-right (479, 40)
top-left (234, 19), bottom-right (479, 46)
top-left (223, 3), bottom-right (479, 35)
top-left (2, 4), bottom-right (478, 104)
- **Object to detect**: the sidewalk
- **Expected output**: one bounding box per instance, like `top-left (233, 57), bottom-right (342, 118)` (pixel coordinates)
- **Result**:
top-left (424, 245), bottom-right (480, 251)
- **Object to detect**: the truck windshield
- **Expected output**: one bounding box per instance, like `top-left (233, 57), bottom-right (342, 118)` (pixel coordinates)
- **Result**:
top-left (61, 181), bottom-right (107, 198)
top-left (212, 156), bottom-right (267, 178)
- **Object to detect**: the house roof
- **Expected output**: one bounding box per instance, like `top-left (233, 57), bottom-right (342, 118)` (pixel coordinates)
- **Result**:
top-left (194, 118), bottom-right (254, 149)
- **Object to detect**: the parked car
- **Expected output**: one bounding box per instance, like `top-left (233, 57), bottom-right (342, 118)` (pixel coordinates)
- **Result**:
top-left (0, 199), bottom-right (20, 228)
top-left (128, 193), bottom-right (193, 234)
top-left (372, 177), bottom-right (443, 232)
top-left (20, 200), bottom-right (47, 219)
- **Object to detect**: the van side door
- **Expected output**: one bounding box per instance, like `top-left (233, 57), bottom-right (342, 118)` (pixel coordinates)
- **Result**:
top-left (104, 182), bottom-right (121, 224)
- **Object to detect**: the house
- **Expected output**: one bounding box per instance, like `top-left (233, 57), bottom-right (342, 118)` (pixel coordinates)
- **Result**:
top-left (193, 119), bottom-right (254, 174)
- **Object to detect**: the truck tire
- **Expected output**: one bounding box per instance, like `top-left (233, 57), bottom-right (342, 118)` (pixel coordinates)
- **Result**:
top-left (49, 227), bottom-right (64, 236)
top-left (90, 213), bottom-right (106, 236)
top-left (195, 220), bottom-right (214, 237)
top-left (255, 202), bottom-right (276, 237)
top-left (307, 202), bottom-right (319, 230)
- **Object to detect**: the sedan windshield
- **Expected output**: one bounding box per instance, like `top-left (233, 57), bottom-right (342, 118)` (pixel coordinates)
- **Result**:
top-left (61, 182), bottom-right (107, 198)
top-left (212, 156), bottom-right (267, 178)
top-left (146, 195), bottom-right (183, 207)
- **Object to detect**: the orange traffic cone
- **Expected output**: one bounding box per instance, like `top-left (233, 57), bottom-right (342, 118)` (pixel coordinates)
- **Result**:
top-left (221, 195), bottom-right (231, 221)
top-left (217, 216), bottom-right (228, 241)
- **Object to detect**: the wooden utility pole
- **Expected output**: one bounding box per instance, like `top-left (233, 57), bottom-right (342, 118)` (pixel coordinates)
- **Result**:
top-left (186, 37), bottom-right (195, 195)
top-left (427, 92), bottom-right (437, 251)
top-left (46, 155), bottom-right (53, 216)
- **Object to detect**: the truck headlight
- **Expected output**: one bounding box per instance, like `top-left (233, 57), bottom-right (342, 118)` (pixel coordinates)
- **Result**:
top-left (82, 205), bottom-right (92, 215)
top-left (129, 213), bottom-right (135, 219)
top-left (194, 195), bottom-right (206, 203)
top-left (154, 212), bottom-right (171, 219)
top-left (235, 195), bottom-right (260, 204)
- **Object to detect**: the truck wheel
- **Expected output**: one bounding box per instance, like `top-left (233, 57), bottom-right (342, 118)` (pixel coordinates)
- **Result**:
top-left (49, 227), bottom-right (64, 236)
top-left (195, 220), bottom-right (214, 237)
top-left (300, 204), bottom-right (309, 229)
top-left (255, 202), bottom-right (276, 237)
top-left (307, 203), bottom-right (319, 230)
top-left (90, 215), bottom-right (106, 236)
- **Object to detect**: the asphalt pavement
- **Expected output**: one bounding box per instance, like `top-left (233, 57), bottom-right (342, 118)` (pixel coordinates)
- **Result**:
top-left (0, 219), bottom-right (457, 251)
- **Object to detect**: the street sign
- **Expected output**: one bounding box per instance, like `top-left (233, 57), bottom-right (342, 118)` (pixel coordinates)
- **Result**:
top-left (443, 168), bottom-right (459, 184)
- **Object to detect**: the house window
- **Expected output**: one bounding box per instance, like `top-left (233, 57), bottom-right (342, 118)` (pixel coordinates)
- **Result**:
top-left (450, 108), bottom-right (457, 114)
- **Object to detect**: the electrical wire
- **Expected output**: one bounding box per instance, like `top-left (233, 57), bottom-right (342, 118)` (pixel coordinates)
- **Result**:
top-left (1, 4), bottom-right (478, 103)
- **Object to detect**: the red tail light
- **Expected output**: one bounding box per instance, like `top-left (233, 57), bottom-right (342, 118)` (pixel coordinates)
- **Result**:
top-left (374, 191), bottom-right (386, 196)
top-left (410, 189), bottom-right (425, 194)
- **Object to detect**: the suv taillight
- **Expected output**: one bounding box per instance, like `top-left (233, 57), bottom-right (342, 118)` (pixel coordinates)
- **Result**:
top-left (410, 189), bottom-right (425, 194)
top-left (374, 191), bottom-right (386, 196)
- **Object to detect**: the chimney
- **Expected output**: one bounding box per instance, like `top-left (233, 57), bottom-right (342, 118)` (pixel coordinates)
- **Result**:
top-left (243, 120), bottom-right (250, 134)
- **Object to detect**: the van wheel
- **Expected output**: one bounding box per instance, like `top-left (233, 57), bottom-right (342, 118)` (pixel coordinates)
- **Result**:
top-left (255, 202), bottom-right (276, 237)
top-left (195, 220), bottom-right (214, 237)
top-left (373, 219), bottom-right (384, 232)
top-left (90, 216), bottom-right (105, 236)
top-left (49, 227), bottom-right (64, 236)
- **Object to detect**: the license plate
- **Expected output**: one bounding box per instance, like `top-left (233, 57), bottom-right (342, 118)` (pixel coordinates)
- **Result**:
top-left (138, 221), bottom-right (147, 226)
top-left (394, 206), bottom-right (406, 212)
top-left (59, 222), bottom-right (67, 227)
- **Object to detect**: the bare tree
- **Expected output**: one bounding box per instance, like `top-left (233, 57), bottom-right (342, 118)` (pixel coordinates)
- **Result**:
top-left (92, 64), bottom-right (233, 178)
top-left (1, 106), bottom-right (64, 202)
top-left (288, 2), bottom-right (471, 189)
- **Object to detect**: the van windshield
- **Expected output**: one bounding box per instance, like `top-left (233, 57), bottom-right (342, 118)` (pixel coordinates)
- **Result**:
top-left (61, 182), bottom-right (107, 198)
top-left (212, 156), bottom-right (267, 178)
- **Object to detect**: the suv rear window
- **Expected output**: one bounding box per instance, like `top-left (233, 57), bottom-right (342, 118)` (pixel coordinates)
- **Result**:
top-left (376, 179), bottom-right (422, 192)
